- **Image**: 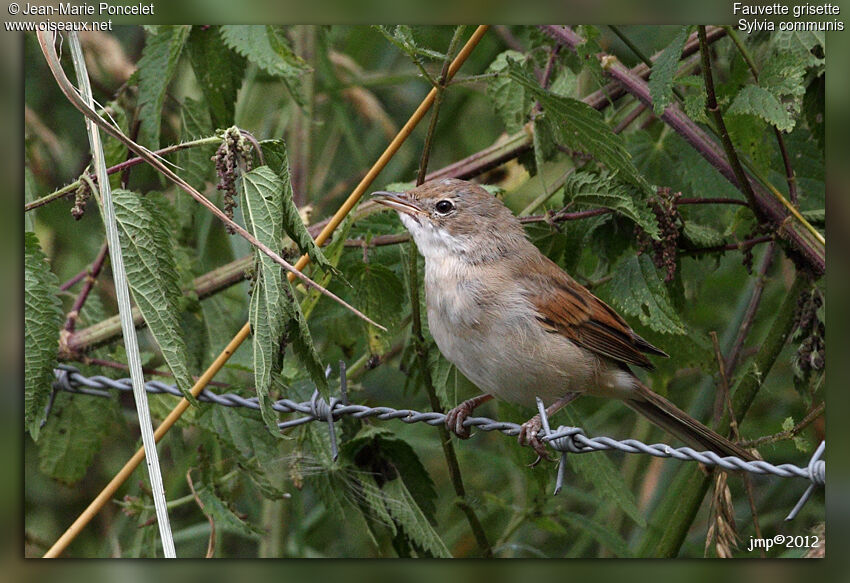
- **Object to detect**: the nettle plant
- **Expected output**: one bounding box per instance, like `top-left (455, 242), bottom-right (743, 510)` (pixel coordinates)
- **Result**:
top-left (25, 26), bottom-right (824, 558)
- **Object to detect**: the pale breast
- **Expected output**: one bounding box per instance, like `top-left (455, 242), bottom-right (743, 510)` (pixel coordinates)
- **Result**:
top-left (423, 257), bottom-right (600, 406)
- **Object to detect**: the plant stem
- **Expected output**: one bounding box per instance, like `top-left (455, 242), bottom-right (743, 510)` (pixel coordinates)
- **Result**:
top-left (62, 241), bottom-right (108, 334)
top-left (724, 242), bottom-right (776, 372)
top-left (724, 26), bottom-right (799, 205)
top-left (599, 51), bottom-right (824, 275)
top-left (638, 274), bottom-right (807, 557)
top-left (408, 26), bottom-right (493, 558)
top-left (738, 402), bottom-right (824, 448)
top-left (697, 26), bottom-right (760, 213)
top-left (25, 136), bottom-right (222, 213)
top-left (64, 253), bottom-right (251, 355)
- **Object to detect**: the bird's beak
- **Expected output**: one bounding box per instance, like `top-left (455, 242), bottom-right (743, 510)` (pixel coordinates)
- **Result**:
top-left (371, 191), bottom-right (425, 217)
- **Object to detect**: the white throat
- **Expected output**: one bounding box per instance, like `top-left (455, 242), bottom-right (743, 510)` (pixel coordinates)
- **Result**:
top-left (399, 212), bottom-right (466, 260)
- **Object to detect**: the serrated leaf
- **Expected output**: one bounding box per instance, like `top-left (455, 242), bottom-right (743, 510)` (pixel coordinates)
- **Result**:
top-left (200, 405), bottom-right (286, 499)
top-left (561, 510), bottom-right (632, 557)
top-left (342, 425), bottom-right (438, 524)
top-left (259, 140), bottom-right (334, 273)
top-left (563, 170), bottom-right (658, 238)
top-left (136, 25), bottom-right (191, 149)
top-left (25, 232), bottom-right (63, 439)
top-left (382, 479), bottom-right (451, 557)
top-left (770, 30), bottom-right (824, 69)
top-left (626, 130), bottom-right (677, 190)
top-left (606, 254), bottom-right (686, 334)
top-left (113, 190), bottom-right (196, 404)
top-left (486, 51), bottom-right (533, 133)
top-left (506, 59), bottom-right (652, 195)
top-left (38, 392), bottom-right (117, 484)
top-left (241, 166), bottom-right (328, 430)
top-left (563, 408), bottom-right (645, 528)
top-left (681, 221), bottom-right (725, 247)
top-left (242, 166), bottom-right (287, 430)
top-left (683, 91), bottom-right (709, 124)
top-left (196, 484), bottom-right (263, 538)
top-left (374, 25), bottom-right (447, 63)
top-left (674, 133), bottom-right (741, 200)
top-left (728, 85), bottom-right (795, 132)
top-left (649, 26), bottom-right (690, 115)
top-left (187, 26), bottom-right (246, 129)
top-left (220, 25), bottom-right (309, 106)
top-left (573, 25), bottom-right (605, 88)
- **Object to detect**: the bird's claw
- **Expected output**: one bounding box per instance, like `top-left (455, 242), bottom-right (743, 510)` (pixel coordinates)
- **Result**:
top-left (518, 415), bottom-right (553, 462)
top-left (445, 402), bottom-right (475, 439)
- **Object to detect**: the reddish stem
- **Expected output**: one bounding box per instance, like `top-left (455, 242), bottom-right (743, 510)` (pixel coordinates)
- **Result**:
top-left (63, 242), bottom-right (109, 333)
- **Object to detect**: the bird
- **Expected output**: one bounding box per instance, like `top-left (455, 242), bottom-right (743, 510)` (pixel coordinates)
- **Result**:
top-left (373, 178), bottom-right (755, 462)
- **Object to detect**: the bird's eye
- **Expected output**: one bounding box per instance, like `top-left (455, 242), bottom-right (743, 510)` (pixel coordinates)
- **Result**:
top-left (435, 200), bottom-right (454, 215)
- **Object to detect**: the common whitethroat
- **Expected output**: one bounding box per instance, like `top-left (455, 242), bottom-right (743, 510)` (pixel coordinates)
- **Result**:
top-left (373, 178), bottom-right (754, 462)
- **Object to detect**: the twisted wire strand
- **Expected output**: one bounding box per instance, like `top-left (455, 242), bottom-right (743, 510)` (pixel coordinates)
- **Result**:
top-left (50, 365), bottom-right (824, 496)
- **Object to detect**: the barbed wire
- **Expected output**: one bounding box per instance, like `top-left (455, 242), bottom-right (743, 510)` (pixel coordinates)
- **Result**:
top-left (49, 364), bottom-right (824, 520)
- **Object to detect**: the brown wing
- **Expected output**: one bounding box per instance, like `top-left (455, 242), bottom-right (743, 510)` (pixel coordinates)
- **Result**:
top-left (523, 258), bottom-right (667, 369)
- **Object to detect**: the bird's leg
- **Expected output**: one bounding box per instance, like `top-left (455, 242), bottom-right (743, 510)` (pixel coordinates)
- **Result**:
top-left (445, 394), bottom-right (494, 439)
top-left (518, 393), bottom-right (581, 462)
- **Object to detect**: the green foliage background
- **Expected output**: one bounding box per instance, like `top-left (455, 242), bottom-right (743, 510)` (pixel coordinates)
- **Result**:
top-left (24, 25), bottom-right (824, 558)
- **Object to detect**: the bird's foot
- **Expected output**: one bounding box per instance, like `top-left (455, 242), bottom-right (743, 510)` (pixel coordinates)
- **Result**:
top-left (445, 394), bottom-right (493, 439)
top-left (518, 415), bottom-right (553, 464)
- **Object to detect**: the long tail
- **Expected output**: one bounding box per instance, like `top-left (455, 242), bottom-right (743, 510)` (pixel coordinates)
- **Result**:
top-left (623, 381), bottom-right (755, 462)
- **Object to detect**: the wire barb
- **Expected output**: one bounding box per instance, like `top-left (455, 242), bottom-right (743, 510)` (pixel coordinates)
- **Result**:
top-left (50, 366), bottom-right (825, 518)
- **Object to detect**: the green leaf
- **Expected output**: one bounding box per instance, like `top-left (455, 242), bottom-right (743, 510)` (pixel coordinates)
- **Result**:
top-left (348, 262), bottom-right (403, 355)
top-left (382, 479), bottom-right (451, 557)
top-left (486, 51), bottom-right (533, 133)
top-left (683, 91), bottom-right (709, 124)
top-left (25, 232), bottom-right (63, 440)
top-left (605, 254), bottom-right (686, 335)
top-left (563, 408), bottom-right (645, 528)
top-left (187, 26), bottom-right (246, 129)
top-left (803, 75), bottom-right (824, 150)
top-left (241, 166), bottom-right (287, 430)
top-left (681, 221), bottom-right (725, 248)
top-left (427, 348), bottom-right (455, 410)
top-left (136, 25), bottom-right (191, 149)
top-left (38, 392), bottom-right (117, 484)
top-left (563, 170), bottom-right (658, 238)
top-left (727, 85), bottom-right (794, 132)
top-left (100, 101), bottom-right (129, 189)
top-left (220, 25), bottom-right (309, 106)
top-left (113, 190), bottom-right (197, 404)
top-left (373, 25), bottom-right (447, 63)
top-left (507, 59), bottom-right (652, 195)
top-left (259, 140), bottom-right (334, 273)
top-left (770, 30), bottom-right (824, 69)
top-left (196, 484), bottom-right (263, 538)
top-left (200, 405), bottom-right (287, 499)
top-left (781, 416), bottom-right (811, 453)
top-left (649, 26), bottom-right (690, 115)
top-left (176, 98), bottom-right (217, 248)
top-left (561, 510), bottom-right (632, 557)
top-left (241, 166), bottom-right (328, 430)
top-left (342, 425), bottom-right (438, 523)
